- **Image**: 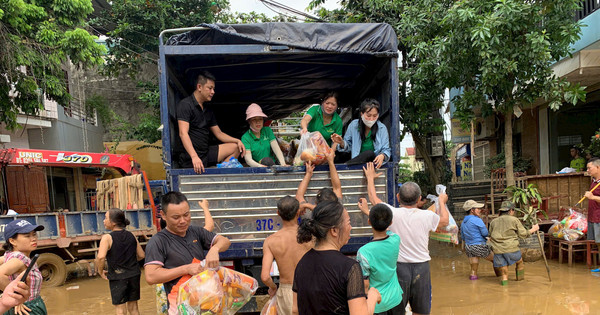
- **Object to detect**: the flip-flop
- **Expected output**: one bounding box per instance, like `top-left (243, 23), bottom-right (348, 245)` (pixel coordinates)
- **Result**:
top-left (591, 268), bottom-right (600, 272)
top-left (469, 275), bottom-right (478, 280)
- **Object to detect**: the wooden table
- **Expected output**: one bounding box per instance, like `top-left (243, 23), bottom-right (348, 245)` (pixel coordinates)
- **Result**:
top-left (548, 236), bottom-right (595, 267)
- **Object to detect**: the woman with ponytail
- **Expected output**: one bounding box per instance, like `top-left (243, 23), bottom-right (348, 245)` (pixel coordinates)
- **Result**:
top-left (96, 209), bottom-right (145, 315)
top-left (331, 99), bottom-right (391, 168)
top-left (293, 201), bottom-right (381, 315)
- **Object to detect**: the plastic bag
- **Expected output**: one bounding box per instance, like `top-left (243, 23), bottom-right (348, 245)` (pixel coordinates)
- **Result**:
top-left (293, 132), bottom-right (331, 166)
top-left (156, 284), bottom-right (168, 315)
top-left (177, 269), bottom-right (223, 315)
top-left (217, 157), bottom-right (243, 168)
top-left (428, 184), bottom-right (459, 244)
top-left (218, 267), bottom-right (259, 313)
top-left (260, 295), bottom-right (278, 315)
top-left (562, 209), bottom-right (588, 234)
top-left (177, 267), bottom-right (259, 315)
top-left (548, 220), bottom-right (562, 236)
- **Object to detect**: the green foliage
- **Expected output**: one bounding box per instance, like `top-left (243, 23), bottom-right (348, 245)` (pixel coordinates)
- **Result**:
top-left (437, 0), bottom-right (586, 182)
top-left (505, 184), bottom-right (546, 228)
top-left (92, 1), bottom-right (294, 143)
top-left (412, 170), bottom-right (434, 196)
top-left (0, 0), bottom-right (106, 130)
top-left (397, 157), bottom-right (413, 183)
top-left (583, 129), bottom-right (600, 158)
top-left (483, 151), bottom-right (532, 177)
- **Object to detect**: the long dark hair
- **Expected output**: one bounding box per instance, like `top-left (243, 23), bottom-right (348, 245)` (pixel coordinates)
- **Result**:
top-left (297, 201), bottom-right (344, 244)
top-left (358, 98), bottom-right (380, 142)
top-left (108, 208), bottom-right (130, 228)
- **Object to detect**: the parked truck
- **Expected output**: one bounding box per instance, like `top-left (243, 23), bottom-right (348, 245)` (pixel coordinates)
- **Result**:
top-left (0, 148), bottom-right (158, 286)
top-left (158, 22), bottom-right (401, 309)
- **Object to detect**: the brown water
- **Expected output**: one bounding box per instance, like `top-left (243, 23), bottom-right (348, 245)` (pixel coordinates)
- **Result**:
top-left (41, 243), bottom-right (599, 314)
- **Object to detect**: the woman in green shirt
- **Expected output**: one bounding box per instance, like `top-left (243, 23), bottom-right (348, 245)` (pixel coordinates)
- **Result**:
top-left (300, 92), bottom-right (343, 146)
top-left (241, 103), bottom-right (287, 167)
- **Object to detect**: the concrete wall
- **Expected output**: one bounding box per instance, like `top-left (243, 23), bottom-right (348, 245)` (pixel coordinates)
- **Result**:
top-left (27, 108), bottom-right (104, 152)
top-left (74, 63), bottom-right (159, 142)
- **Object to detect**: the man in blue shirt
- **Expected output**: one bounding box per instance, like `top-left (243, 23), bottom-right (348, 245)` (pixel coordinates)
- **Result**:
top-left (460, 200), bottom-right (494, 280)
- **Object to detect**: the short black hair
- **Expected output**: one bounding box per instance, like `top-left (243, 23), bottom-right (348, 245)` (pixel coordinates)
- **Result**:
top-left (316, 188), bottom-right (338, 204)
top-left (277, 196), bottom-right (299, 221)
top-left (161, 191), bottom-right (188, 213)
top-left (196, 71), bottom-right (216, 86)
top-left (369, 204), bottom-right (392, 232)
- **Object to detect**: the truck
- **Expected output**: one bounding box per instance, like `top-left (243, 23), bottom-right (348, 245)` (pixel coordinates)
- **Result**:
top-left (158, 22), bottom-right (401, 309)
top-left (0, 148), bottom-right (158, 286)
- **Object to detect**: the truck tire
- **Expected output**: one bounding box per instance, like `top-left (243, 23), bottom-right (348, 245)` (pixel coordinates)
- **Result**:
top-left (37, 253), bottom-right (67, 287)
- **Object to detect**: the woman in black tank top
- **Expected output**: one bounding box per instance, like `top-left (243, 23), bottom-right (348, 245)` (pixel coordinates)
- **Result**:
top-left (96, 209), bottom-right (145, 315)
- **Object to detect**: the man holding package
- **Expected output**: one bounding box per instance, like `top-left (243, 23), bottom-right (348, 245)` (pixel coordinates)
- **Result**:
top-left (144, 191), bottom-right (231, 311)
top-left (364, 162), bottom-right (449, 315)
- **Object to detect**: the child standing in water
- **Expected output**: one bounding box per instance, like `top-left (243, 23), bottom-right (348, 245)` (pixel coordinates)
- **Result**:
top-left (96, 209), bottom-right (145, 315)
top-left (0, 220), bottom-right (47, 315)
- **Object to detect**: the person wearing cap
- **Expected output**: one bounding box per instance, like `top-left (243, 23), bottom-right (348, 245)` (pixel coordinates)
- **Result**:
top-left (488, 201), bottom-right (539, 285)
top-left (460, 200), bottom-right (494, 280)
top-left (176, 71), bottom-right (245, 174)
top-left (241, 103), bottom-right (287, 167)
top-left (300, 91), bottom-right (343, 146)
top-left (0, 220), bottom-right (47, 314)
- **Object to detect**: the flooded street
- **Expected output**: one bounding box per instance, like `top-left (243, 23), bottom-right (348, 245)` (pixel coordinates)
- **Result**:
top-left (41, 242), bottom-right (598, 314)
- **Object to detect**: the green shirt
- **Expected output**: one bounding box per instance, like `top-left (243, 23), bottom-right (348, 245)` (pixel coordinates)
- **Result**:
top-left (360, 130), bottom-right (375, 153)
top-left (488, 215), bottom-right (530, 254)
top-left (356, 231), bottom-right (402, 313)
top-left (305, 105), bottom-right (343, 146)
top-left (570, 157), bottom-right (586, 172)
top-left (241, 127), bottom-right (276, 163)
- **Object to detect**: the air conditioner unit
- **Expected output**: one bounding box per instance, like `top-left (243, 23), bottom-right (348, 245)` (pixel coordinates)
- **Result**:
top-left (475, 116), bottom-right (496, 140)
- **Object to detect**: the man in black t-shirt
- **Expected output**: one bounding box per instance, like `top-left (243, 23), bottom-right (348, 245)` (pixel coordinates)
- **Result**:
top-left (176, 71), bottom-right (245, 173)
top-left (144, 191), bottom-right (231, 311)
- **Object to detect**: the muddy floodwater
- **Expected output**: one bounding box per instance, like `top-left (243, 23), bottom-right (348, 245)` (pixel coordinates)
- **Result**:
top-left (41, 242), bottom-right (598, 314)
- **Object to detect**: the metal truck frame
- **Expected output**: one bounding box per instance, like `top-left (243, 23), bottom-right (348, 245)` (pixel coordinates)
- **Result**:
top-left (158, 22), bottom-right (400, 310)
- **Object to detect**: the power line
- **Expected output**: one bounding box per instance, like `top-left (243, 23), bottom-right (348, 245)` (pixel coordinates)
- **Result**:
top-left (259, 0), bottom-right (324, 22)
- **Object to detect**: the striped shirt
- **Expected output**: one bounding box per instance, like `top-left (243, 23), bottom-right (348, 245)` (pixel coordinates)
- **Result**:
top-left (5, 251), bottom-right (43, 301)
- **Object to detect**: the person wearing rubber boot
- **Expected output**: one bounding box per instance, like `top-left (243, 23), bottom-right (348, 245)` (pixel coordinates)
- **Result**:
top-left (460, 200), bottom-right (494, 280)
top-left (488, 201), bottom-right (539, 285)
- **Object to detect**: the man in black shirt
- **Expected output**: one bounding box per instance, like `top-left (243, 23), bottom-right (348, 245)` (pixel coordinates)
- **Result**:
top-left (177, 71), bottom-right (245, 173)
top-left (144, 191), bottom-right (231, 311)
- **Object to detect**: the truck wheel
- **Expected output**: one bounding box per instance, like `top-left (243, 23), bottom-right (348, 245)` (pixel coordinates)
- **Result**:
top-left (37, 253), bottom-right (67, 287)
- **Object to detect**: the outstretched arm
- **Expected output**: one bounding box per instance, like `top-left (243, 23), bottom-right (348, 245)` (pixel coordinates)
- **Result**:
top-left (363, 162), bottom-right (383, 205)
top-left (296, 161), bottom-right (315, 204)
top-left (199, 200), bottom-right (214, 232)
top-left (327, 144), bottom-right (342, 199)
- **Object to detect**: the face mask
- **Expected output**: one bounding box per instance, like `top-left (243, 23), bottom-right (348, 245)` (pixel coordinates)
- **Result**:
top-left (250, 125), bottom-right (261, 133)
top-left (361, 115), bottom-right (376, 128)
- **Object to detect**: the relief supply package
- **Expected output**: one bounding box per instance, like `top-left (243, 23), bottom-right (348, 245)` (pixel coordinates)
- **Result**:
top-left (293, 132), bottom-right (332, 166)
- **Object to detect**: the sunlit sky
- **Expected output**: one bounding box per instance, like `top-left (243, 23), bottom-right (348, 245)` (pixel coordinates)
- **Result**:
top-left (228, 0), bottom-right (339, 18)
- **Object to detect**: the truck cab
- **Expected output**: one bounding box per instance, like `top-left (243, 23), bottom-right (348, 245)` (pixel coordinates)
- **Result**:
top-left (158, 22), bottom-right (400, 289)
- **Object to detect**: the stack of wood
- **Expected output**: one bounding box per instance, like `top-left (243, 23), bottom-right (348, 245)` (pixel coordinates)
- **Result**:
top-left (96, 174), bottom-right (145, 210)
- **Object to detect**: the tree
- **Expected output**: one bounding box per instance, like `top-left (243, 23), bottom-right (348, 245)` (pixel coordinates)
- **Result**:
top-left (437, 0), bottom-right (586, 185)
top-left (0, 0), bottom-right (106, 130)
top-left (92, 0), bottom-right (291, 143)
top-left (309, 0), bottom-right (453, 187)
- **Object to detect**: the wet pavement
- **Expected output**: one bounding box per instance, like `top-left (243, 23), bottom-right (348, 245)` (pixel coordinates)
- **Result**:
top-left (41, 242), bottom-right (599, 314)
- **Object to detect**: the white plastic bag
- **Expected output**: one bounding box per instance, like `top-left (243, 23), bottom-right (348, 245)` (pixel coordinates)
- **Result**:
top-left (293, 132), bottom-right (331, 166)
top-left (428, 184), bottom-right (459, 244)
